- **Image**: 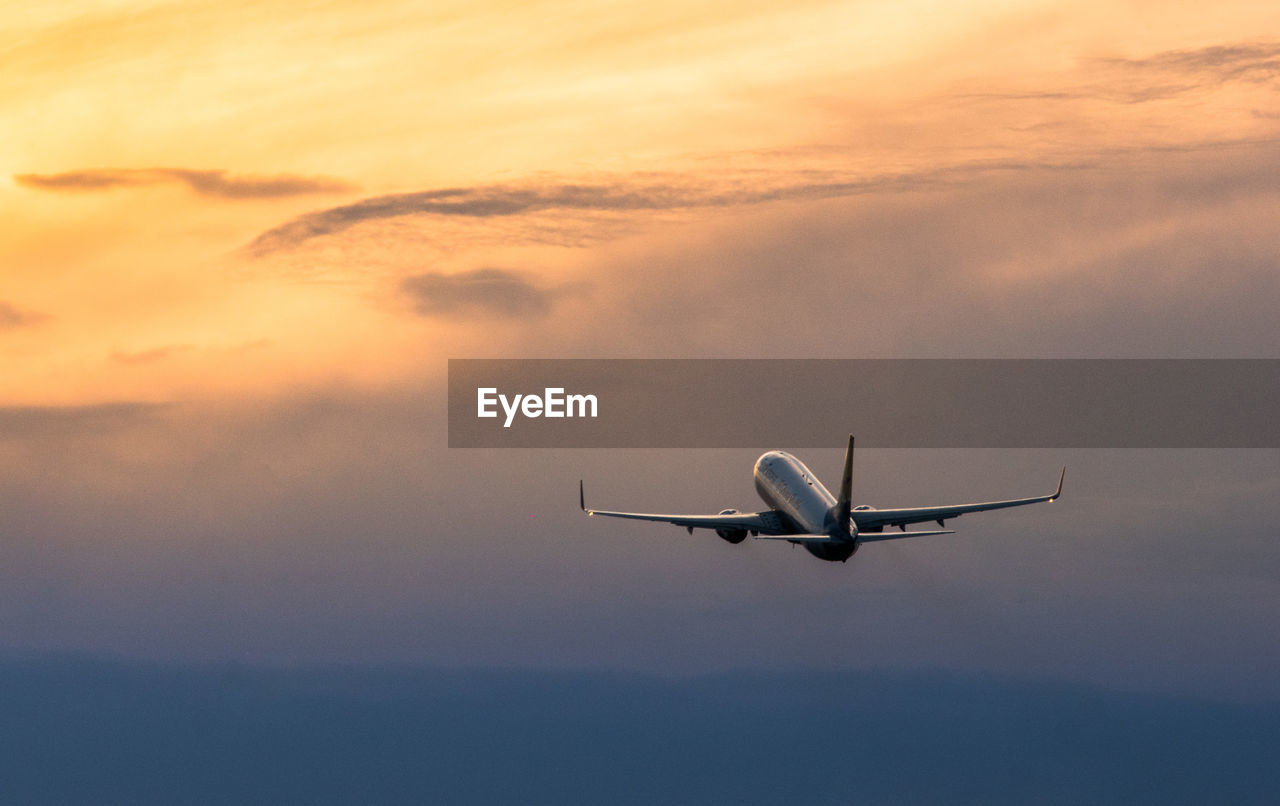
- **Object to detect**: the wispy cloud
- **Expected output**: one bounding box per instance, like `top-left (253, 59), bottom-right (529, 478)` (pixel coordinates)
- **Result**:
top-left (241, 35), bottom-right (1280, 259)
top-left (0, 301), bottom-right (46, 330)
top-left (961, 41), bottom-right (1280, 106)
top-left (249, 184), bottom-right (704, 255)
top-left (1103, 42), bottom-right (1280, 85)
top-left (1088, 41), bottom-right (1280, 103)
top-left (111, 345), bottom-right (192, 365)
top-left (245, 173), bottom-right (958, 255)
top-left (14, 168), bottom-right (356, 199)
top-left (400, 269), bottom-right (577, 319)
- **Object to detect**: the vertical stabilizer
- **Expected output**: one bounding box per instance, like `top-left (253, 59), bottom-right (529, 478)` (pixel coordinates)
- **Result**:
top-left (836, 434), bottom-right (854, 536)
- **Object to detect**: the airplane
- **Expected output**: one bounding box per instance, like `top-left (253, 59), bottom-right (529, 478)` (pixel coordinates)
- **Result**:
top-left (579, 436), bottom-right (1064, 563)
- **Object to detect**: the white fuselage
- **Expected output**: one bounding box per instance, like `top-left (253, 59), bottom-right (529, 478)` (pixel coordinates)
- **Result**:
top-left (753, 451), bottom-right (858, 561)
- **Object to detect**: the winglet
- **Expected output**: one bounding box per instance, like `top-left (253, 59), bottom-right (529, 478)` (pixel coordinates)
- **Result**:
top-left (579, 480), bottom-right (586, 512)
top-left (1051, 467), bottom-right (1066, 501)
top-left (836, 434), bottom-right (854, 536)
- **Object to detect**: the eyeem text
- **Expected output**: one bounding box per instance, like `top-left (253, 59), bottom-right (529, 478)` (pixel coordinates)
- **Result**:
top-left (477, 387), bottom-right (598, 428)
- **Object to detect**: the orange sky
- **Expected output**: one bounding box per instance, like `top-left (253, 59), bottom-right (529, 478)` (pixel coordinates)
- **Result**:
top-left (4, 0), bottom-right (1279, 405)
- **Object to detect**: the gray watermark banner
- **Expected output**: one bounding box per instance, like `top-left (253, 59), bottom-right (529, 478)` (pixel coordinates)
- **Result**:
top-left (448, 359), bottom-right (1279, 448)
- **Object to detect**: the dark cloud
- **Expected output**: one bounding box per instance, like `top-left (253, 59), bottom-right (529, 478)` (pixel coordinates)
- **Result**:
top-left (251, 134), bottom-right (1279, 258)
top-left (0, 301), bottom-right (46, 330)
top-left (1103, 42), bottom-right (1280, 85)
top-left (244, 173), bottom-right (961, 255)
top-left (248, 183), bottom-right (707, 254)
top-left (1085, 42), bottom-right (1280, 103)
top-left (14, 168), bottom-right (355, 198)
top-left (962, 41), bottom-right (1280, 105)
top-left (0, 401), bottom-right (170, 439)
top-left (243, 151), bottom-right (1217, 257)
top-left (401, 268), bottom-right (575, 318)
top-left (14, 170), bottom-right (150, 191)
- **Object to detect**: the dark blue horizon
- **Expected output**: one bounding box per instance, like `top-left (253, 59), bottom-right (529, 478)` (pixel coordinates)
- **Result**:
top-left (2, 655), bottom-right (1276, 805)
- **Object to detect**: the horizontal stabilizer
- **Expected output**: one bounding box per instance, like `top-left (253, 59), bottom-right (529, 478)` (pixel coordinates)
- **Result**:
top-left (757, 529), bottom-right (956, 544)
top-left (858, 529), bottom-right (955, 542)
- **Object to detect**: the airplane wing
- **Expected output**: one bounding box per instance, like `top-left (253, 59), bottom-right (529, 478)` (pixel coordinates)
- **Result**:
top-left (755, 529), bottom-right (956, 543)
top-left (579, 481), bottom-right (795, 535)
top-left (851, 468), bottom-right (1065, 532)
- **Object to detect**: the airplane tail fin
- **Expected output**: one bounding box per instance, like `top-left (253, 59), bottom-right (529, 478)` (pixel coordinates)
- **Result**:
top-left (836, 434), bottom-right (854, 536)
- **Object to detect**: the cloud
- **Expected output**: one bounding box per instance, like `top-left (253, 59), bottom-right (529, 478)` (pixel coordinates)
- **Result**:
top-left (247, 183), bottom-right (705, 254)
top-left (1103, 42), bottom-right (1280, 85)
top-left (244, 173), bottom-right (963, 255)
top-left (0, 386), bottom-right (1277, 701)
top-left (14, 168), bottom-right (356, 198)
top-left (243, 40), bottom-right (1280, 259)
top-left (111, 345), bottom-right (192, 365)
top-left (1085, 41), bottom-right (1280, 104)
top-left (961, 41), bottom-right (1280, 106)
top-left (0, 401), bottom-right (170, 439)
top-left (516, 139), bottom-right (1280, 360)
top-left (239, 149), bottom-right (1239, 259)
top-left (400, 269), bottom-right (575, 319)
top-left (0, 301), bottom-right (46, 330)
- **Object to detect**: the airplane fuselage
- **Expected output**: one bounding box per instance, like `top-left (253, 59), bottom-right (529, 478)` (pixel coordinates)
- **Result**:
top-left (754, 451), bottom-right (858, 562)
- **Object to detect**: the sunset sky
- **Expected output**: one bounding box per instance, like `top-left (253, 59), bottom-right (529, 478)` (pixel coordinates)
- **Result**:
top-left (5, 0), bottom-right (1280, 407)
top-left (3, 0), bottom-right (1280, 767)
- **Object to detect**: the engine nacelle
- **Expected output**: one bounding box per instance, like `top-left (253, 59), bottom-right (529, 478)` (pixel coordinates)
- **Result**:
top-left (715, 509), bottom-right (749, 544)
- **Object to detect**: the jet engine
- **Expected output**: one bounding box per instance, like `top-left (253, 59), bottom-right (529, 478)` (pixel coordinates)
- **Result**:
top-left (714, 509), bottom-right (749, 544)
